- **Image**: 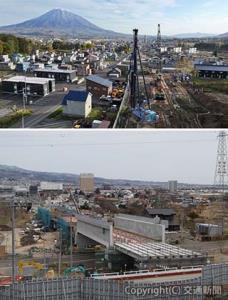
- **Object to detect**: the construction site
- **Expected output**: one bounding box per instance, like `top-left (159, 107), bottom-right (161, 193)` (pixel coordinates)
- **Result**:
top-left (0, 190), bottom-right (228, 299)
top-left (114, 26), bottom-right (228, 129)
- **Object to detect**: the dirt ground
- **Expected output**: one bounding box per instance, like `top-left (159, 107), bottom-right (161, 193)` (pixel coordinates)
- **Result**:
top-left (179, 238), bottom-right (228, 264)
top-left (16, 232), bottom-right (58, 255)
top-left (0, 230), bottom-right (58, 255)
top-left (185, 87), bottom-right (228, 128)
top-left (205, 92), bottom-right (228, 105)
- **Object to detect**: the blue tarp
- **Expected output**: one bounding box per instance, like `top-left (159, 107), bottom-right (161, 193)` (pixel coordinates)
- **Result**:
top-left (132, 105), bottom-right (159, 123)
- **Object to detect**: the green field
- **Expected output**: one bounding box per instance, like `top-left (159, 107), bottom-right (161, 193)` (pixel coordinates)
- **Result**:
top-left (192, 78), bottom-right (228, 94)
top-left (0, 109), bottom-right (32, 128)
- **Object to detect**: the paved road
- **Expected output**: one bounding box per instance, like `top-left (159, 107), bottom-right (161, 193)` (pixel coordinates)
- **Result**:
top-left (11, 91), bottom-right (66, 128)
top-left (11, 83), bottom-right (85, 128)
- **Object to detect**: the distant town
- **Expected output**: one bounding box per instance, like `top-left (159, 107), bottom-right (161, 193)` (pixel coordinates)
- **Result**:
top-left (0, 131), bottom-right (228, 298)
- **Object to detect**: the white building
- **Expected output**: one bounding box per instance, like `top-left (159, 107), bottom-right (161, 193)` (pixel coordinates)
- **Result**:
top-left (62, 90), bottom-right (92, 118)
top-left (40, 182), bottom-right (63, 191)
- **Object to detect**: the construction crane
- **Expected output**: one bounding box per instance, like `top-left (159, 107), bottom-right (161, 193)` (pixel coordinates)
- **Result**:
top-left (129, 29), bottom-right (159, 124)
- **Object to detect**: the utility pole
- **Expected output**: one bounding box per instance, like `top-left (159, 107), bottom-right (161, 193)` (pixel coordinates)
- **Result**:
top-left (11, 198), bottom-right (15, 283)
top-left (22, 77), bottom-right (27, 128)
top-left (70, 219), bottom-right (73, 268)
top-left (130, 29), bottom-right (138, 109)
top-left (58, 230), bottom-right (62, 276)
top-left (214, 131), bottom-right (228, 191)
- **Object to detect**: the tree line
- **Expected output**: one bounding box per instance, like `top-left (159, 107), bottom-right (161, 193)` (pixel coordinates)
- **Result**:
top-left (0, 34), bottom-right (95, 55)
top-left (0, 34), bottom-right (37, 55)
top-left (194, 41), bottom-right (228, 52)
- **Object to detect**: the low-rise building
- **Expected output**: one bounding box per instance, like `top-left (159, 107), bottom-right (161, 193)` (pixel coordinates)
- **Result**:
top-left (16, 62), bottom-right (30, 73)
top-left (194, 64), bottom-right (228, 79)
top-left (107, 67), bottom-right (122, 79)
top-left (34, 68), bottom-right (77, 83)
top-left (62, 90), bottom-right (92, 118)
top-left (0, 61), bottom-right (15, 71)
top-left (146, 208), bottom-right (180, 231)
top-left (116, 64), bottom-right (129, 77)
top-left (2, 76), bottom-right (55, 96)
top-left (39, 181), bottom-right (63, 192)
top-left (86, 75), bottom-right (112, 98)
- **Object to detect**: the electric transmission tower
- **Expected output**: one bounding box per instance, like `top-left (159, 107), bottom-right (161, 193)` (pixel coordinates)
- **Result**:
top-left (214, 131), bottom-right (228, 190)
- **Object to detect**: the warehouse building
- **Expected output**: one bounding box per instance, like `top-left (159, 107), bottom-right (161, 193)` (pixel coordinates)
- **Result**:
top-left (2, 76), bottom-right (55, 96)
top-left (39, 181), bottom-right (63, 191)
top-left (33, 68), bottom-right (77, 83)
top-left (62, 90), bottom-right (92, 118)
top-left (86, 75), bottom-right (112, 98)
top-left (195, 64), bottom-right (228, 79)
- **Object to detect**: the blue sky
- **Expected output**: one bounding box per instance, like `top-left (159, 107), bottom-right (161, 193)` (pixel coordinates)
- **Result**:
top-left (0, 0), bottom-right (227, 35)
top-left (0, 130), bottom-right (222, 184)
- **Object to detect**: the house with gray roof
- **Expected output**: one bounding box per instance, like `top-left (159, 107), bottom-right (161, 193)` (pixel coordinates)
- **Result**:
top-left (86, 75), bottom-right (112, 98)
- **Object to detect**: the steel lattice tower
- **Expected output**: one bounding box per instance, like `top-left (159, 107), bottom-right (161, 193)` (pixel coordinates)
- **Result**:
top-left (214, 131), bottom-right (228, 189)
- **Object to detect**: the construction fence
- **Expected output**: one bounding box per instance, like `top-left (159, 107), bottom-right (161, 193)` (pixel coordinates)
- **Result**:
top-left (0, 263), bottom-right (227, 300)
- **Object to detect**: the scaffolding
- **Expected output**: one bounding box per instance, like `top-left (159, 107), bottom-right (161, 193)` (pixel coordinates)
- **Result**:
top-left (37, 208), bottom-right (52, 230)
